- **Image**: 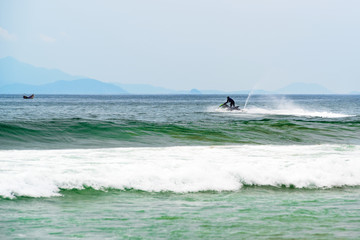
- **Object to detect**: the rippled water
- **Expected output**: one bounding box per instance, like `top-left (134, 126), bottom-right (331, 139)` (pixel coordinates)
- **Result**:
top-left (1, 94), bottom-right (359, 239)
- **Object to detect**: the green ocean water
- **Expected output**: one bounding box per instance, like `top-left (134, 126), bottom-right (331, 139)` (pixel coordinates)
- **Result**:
top-left (1, 94), bottom-right (360, 239)
top-left (1, 94), bottom-right (359, 149)
top-left (1, 188), bottom-right (360, 239)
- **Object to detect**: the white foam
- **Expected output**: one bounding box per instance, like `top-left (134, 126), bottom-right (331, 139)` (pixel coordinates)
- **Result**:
top-left (1, 145), bottom-right (360, 198)
top-left (213, 97), bottom-right (354, 118)
top-left (244, 106), bottom-right (352, 118)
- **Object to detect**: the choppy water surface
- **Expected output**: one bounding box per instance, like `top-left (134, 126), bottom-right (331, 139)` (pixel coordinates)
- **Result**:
top-left (1, 94), bottom-right (360, 239)
top-left (1, 94), bottom-right (359, 149)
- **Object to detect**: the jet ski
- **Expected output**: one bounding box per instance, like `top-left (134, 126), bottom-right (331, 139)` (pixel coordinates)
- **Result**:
top-left (219, 103), bottom-right (242, 111)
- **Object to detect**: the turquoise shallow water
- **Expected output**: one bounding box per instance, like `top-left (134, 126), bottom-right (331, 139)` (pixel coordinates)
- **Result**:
top-left (2, 188), bottom-right (360, 239)
top-left (1, 94), bottom-right (360, 239)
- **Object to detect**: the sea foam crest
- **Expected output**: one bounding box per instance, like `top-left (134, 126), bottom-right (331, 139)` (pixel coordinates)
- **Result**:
top-left (244, 107), bottom-right (352, 118)
top-left (214, 106), bottom-right (353, 118)
top-left (1, 145), bottom-right (360, 198)
top-left (214, 97), bottom-right (355, 118)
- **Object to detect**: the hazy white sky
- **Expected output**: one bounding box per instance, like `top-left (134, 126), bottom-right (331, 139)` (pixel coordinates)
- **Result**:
top-left (1, 0), bottom-right (359, 92)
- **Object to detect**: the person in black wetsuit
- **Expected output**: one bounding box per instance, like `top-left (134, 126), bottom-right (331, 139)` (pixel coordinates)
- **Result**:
top-left (225, 96), bottom-right (235, 108)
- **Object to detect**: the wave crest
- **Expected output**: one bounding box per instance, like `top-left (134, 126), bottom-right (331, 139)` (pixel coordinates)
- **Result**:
top-left (1, 145), bottom-right (359, 198)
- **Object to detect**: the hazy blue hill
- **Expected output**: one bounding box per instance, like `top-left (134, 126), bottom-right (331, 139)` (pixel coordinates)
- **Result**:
top-left (0, 57), bottom-right (339, 95)
top-left (117, 83), bottom-right (179, 94)
top-left (275, 82), bottom-right (333, 94)
top-left (189, 89), bottom-right (202, 94)
top-left (0, 56), bottom-right (82, 86)
top-left (40, 79), bottom-right (128, 94)
top-left (0, 79), bottom-right (128, 94)
top-left (0, 57), bottom-right (127, 94)
top-left (0, 83), bottom-right (38, 94)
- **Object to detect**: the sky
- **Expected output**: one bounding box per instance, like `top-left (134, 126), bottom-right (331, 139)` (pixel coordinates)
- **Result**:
top-left (0, 0), bottom-right (359, 93)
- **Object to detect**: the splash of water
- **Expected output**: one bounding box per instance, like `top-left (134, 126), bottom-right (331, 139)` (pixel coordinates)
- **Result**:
top-left (243, 89), bottom-right (254, 110)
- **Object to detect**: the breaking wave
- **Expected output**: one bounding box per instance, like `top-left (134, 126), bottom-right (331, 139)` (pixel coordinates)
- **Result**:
top-left (1, 145), bottom-right (360, 198)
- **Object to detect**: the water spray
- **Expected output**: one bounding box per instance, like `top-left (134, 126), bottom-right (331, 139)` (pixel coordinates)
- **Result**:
top-left (243, 88), bottom-right (255, 110)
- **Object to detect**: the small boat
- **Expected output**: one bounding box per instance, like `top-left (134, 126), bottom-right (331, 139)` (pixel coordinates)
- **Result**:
top-left (23, 94), bottom-right (34, 99)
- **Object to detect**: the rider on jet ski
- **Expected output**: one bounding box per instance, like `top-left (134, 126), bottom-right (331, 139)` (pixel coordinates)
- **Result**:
top-left (224, 96), bottom-right (235, 108)
top-left (219, 96), bottom-right (241, 110)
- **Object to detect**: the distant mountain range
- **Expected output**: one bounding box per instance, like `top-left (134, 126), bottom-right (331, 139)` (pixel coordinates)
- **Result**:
top-left (0, 57), bottom-right (127, 94)
top-left (0, 56), bottom-right (344, 94)
top-left (1, 79), bottom-right (127, 94)
top-left (0, 56), bottom-right (82, 86)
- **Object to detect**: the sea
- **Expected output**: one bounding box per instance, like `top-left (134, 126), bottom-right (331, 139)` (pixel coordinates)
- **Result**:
top-left (0, 94), bottom-right (359, 239)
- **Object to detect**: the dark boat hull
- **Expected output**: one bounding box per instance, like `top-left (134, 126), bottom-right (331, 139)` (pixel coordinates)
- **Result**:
top-left (23, 94), bottom-right (34, 99)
